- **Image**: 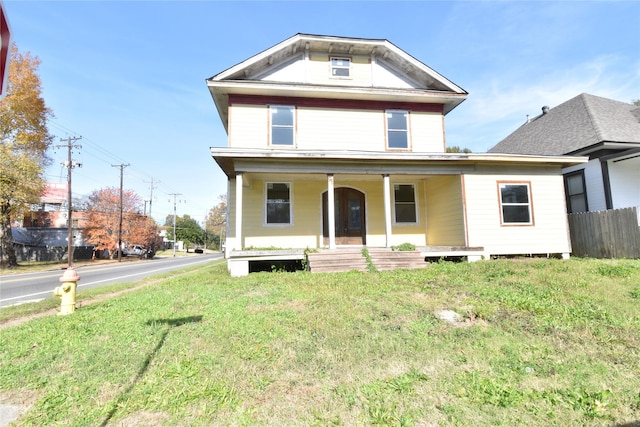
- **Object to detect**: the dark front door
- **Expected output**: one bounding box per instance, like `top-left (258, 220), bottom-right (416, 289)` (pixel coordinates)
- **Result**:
top-left (323, 188), bottom-right (366, 245)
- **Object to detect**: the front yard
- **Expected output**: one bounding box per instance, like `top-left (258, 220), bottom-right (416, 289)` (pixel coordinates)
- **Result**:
top-left (1, 258), bottom-right (639, 426)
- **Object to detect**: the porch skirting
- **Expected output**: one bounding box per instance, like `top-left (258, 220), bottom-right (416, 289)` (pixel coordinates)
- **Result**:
top-left (227, 246), bottom-right (487, 277)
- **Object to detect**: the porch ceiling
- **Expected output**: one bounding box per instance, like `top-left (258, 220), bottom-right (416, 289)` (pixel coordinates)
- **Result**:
top-left (235, 172), bottom-right (443, 182)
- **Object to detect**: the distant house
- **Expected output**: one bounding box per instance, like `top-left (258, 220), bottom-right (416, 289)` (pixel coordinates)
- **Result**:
top-left (489, 93), bottom-right (640, 213)
top-left (207, 34), bottom-right (586, 276)
top-left (9, 182), bottom-right (91, 261)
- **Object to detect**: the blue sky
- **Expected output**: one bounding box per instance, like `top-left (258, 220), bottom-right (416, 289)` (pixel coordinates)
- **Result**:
top-left (5, 0), bottom-right (640, 225)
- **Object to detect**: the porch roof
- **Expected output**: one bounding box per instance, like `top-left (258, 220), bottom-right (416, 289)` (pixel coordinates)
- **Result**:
top-left (210, 148), bottom-right (588, 178)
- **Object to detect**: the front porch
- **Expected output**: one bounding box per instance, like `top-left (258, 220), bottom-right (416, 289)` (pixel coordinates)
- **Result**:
top-left (227, 246), bottom-right (487, 276)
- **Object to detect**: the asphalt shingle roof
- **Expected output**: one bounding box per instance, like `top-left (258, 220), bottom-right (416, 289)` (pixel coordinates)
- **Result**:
top-left (488, 93), bottom-right (640, 155)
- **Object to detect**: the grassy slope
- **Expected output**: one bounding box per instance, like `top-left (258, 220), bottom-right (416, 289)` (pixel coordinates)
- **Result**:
top-left (1, 258), bottom-right (639, 426)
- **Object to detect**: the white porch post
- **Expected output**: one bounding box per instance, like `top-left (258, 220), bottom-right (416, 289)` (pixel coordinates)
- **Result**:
top-left (327, 174), bottom-right (336, 249)
top-left (235, 172), bottom-right (243, 250)
top-left (383, 174), bottom-right (392, 248)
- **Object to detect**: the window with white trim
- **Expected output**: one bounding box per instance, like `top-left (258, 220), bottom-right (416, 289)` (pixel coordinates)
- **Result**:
top-left (499, 182), bottom-right (533, 225)
top-left (270, 105), bottom-right (294, 146)
top-left (330, 57), bottom-right (351, 77)
top-left (386, 110), bottom-right (409, 149)
top-left (266, 182), bottom-right (291, 224)
top-left (564, 171), bottom-right (588, 213)
top-left (394, 184), bottom-right (417, 223)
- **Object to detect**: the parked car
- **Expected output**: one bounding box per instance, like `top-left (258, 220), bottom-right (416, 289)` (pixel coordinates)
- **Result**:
top-left (124, 245), bottom-right (150, 258)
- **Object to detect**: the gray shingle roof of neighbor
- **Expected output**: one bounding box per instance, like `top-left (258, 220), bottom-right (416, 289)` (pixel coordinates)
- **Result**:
top-left (488, 93), bottom-right (640, 156)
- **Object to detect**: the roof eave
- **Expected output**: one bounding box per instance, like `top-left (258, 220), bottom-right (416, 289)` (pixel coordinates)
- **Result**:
top-left (209, 148), bottom-right (588, 178)
top-left (207, 80), bottom-right (467, 131)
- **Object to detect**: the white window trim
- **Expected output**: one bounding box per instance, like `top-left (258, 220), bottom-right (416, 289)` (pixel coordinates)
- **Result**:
top-left (392, 183), bottom-right (419, 225)
top-left (385, 110), bottom-right (410, 151)
top-left (498, 182), bottom-right (534, 226)
top-left (269, 105), bottom-right (296, 147)
top-left (330, 57), bottom-right (352, 79)
top-left (264, 181), bottom-right (293, 227)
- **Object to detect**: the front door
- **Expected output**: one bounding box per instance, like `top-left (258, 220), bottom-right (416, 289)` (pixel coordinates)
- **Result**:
top-left (323, 188), bottom-right (366, 245)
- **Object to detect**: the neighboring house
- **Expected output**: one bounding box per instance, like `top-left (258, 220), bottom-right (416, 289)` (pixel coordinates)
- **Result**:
top-left (489, 93), bottom-right (640, 213)
top-left (8, 182), bottom-right (92, 261)
top-left (207, 34), bottom-right (586, 276)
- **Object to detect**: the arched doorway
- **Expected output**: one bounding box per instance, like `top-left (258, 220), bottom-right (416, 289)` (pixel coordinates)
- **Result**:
top-left (322, 187), bottom-right (366, 245)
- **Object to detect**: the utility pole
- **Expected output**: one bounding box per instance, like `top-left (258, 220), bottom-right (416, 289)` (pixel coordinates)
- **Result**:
top-left (112, 163), bottom-right (129, 262)
top-left (169, 193), bottom-right (182, 257)
top-left (143, 178), bottom-right (157, 218)
top-left (57, 136), bottom-right (82, 268)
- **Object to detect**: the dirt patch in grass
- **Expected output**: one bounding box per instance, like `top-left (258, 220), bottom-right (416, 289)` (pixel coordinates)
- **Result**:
top-left (248, 299), bottom-right (307, 313)
top-left (115, 410), bottom-right (172, 426)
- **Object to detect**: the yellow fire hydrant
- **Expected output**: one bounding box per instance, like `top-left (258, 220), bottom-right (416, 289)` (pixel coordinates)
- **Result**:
top-left (54, 268), bottom-right (80, 315)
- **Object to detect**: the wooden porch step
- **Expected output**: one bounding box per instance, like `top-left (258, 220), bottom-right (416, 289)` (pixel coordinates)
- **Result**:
top-left (307, 250), bottom-right (368, 273)
top-left (367, 248), bottom-right (428, 271)
top-left (307, 248), bottom-right (428, 273)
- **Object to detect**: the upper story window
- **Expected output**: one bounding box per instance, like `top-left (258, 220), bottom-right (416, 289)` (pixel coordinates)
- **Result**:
top-left (330, 57), bottom-right (351, 78)
top-left (394, 184), bottom-right (417, 223)
top-left (270, 105), bottom-right (295, 146)
top-left (498, 182), bottom-right (533, 225)
top-left (386, 110), bottom-right (409, 149)
top-left (564, 170), bottom-right (588, 213)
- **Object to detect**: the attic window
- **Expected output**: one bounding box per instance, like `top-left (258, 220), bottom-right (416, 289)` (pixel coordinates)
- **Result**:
top-left (330, 57), bottom-right (351, 78)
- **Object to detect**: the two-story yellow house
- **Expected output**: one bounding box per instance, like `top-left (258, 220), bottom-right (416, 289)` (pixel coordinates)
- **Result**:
top-left (207, 34), bottom-right (586, 276)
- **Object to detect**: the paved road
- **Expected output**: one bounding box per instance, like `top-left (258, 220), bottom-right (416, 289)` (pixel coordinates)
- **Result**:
top-left (0, 253), bottom-right (223, 308)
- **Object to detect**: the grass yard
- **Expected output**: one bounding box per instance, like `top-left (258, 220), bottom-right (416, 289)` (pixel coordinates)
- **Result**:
top-left (1, 258), bottom-right (639, 426)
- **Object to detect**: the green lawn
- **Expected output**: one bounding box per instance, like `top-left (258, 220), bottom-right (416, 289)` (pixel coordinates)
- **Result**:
top-left (1, 258), bottom-right (639, 426)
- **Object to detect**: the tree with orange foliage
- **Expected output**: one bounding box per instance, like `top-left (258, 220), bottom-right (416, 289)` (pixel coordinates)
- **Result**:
top-left (84, 187), bottom-right (159, 258)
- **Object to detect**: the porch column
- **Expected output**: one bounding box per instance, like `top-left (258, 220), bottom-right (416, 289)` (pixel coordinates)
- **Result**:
top-left (235, 172), bottom-right (243, 250)
top-left (383, 174), bottom-right (392, 248)
top-left (327, 174), bottom-right (336, 249)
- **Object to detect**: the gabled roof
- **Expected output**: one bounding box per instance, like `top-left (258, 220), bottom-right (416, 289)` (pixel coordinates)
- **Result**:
top-left (207, 34), bottom-right (468, 131)
top-left (488, 93), bottom-right (640, 156)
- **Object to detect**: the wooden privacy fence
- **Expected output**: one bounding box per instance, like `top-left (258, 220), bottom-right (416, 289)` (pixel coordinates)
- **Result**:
top-left (568, 206), bottom-right (640, 259)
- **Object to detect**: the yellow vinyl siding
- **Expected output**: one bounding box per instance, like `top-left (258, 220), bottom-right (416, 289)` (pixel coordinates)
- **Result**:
top-left (241, 178), bottom-right (323, 248)
top-left (388, 180), bottom-right (427, 246)
top-left (229, 175), bottom-right (434, 249)
top-left (228, 104), bottom-right (268, 148)
top-left (297, 108), bottom-right (384, 150)
top-left (425, 175), bottom-right (465, 246)
top-left (410, 112), bottom-right (446, 152)
top-left (229, 104), bottom-right (445, 153)
top-left (463, 173), bottom-right (571, 255)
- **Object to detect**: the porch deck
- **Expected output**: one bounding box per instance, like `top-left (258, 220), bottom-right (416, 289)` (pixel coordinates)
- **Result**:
top-left (227, 246), bottom-right (487, 276)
